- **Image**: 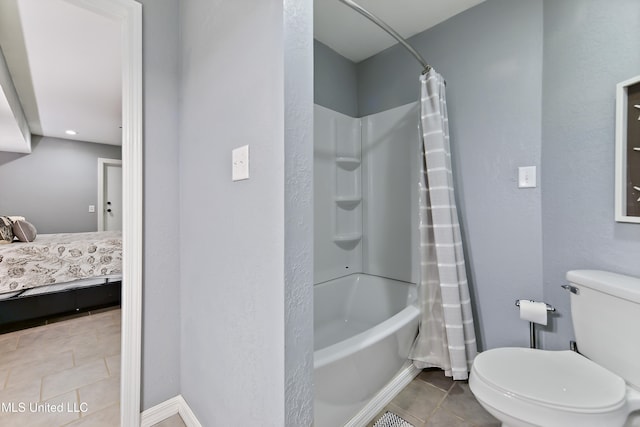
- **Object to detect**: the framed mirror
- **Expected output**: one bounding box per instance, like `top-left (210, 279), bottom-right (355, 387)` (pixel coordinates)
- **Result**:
top-left (615, 74), bottom-right (640, 223)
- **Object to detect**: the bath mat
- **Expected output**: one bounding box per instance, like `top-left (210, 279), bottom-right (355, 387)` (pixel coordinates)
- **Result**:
top-left (373, 411), bottom-right (415, 427)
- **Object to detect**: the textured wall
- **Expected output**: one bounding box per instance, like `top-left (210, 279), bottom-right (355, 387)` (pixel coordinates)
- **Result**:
top-left (314, 40), bottom-right (358, 117)
top-left (0, 136), bottom-right (121, 233)
top-left (178, 0), bottom-right (312, 425)
top-left (540, 0), bottom-right (640, 349)
top-left (139, 0), bottom-right (182, 410)
top-left (356, 0), bottom-right (544, 350)
top-left (284, 0), bottom-right (314, 423)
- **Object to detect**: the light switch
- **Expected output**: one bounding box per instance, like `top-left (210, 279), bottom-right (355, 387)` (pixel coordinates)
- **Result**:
top-left (88, 205), bottom-right (96, 213)
top-left (232, 145), bottom-right (250, 181)
top-left (518, 166), bottom-right (536, 188)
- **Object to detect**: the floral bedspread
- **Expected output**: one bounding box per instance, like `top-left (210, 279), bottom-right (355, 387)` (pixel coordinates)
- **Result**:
top-left (0, 231), bottom-right (122, 294)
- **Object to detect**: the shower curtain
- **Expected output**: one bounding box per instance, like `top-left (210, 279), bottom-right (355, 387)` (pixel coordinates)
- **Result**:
top-left (409, 70), bottom-right (477, 380)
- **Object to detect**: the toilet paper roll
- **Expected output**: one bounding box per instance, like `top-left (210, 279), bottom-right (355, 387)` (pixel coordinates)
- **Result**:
top-left (519, 300), bottom-right (548, 326)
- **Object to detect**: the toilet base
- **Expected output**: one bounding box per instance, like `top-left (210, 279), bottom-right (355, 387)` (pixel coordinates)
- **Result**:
top-left (474, 396), bottom-right (537, 427)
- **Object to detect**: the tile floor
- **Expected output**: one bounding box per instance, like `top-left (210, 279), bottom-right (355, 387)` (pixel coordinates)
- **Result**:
top-left (0, 308), bottom-right (121, 427)
top-left (151, 369), bottom-right (501, 427)
top-left (152, 413), bottom-right (187, 427)
top-left (368, 368), bottom-right (500, 427)
top-left (144, 369), bottom-right (499, 427)
top-left (2, 309), bottom-right (497, 427)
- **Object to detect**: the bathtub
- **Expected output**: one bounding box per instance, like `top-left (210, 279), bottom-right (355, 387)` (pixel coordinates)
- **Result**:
top-left (314, 273), bottom-right (420, 427)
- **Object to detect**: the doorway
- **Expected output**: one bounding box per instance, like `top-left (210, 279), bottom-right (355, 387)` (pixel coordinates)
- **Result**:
top-left (98, 158), bottom-right (123, 232)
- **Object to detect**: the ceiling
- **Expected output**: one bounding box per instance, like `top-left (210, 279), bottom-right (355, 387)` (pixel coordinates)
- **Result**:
top-left (0, 0), bottom-right (482, 153)
top-left (0, 0), bottom-right (121, 150)
top-left (314, 0), bottom-right (485, 63)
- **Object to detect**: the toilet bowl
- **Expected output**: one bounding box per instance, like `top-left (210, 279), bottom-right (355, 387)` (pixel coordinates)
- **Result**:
top-left (468, 270), bottom-right (640, 427)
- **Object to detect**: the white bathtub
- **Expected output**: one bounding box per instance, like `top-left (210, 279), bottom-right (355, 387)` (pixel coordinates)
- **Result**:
top-left (314, 273), bottom-right (420, 427)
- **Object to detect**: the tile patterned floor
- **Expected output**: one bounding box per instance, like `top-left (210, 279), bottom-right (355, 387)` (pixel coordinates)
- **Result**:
top-left (0, 308), bottom-right (121, 427)
top-left (152, 413), bottom-right (187, 427)
top-left (368, 369), bottom-right (500, 427)
top-left (144, 370), bottom-right (498, 427)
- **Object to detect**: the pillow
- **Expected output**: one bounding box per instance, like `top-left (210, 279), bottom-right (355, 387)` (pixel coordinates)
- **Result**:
top-left (12, 220), bottom-right (37, 242)
top-left (0, 216), bottom-right (13, 244)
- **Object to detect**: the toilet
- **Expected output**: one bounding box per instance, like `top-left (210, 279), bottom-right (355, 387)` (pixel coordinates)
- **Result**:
top-left (469, 270), bottom-right (640, 427)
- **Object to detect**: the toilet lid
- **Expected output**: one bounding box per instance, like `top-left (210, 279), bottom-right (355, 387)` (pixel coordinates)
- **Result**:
top-left (472, 348), bottom-right (626, 411)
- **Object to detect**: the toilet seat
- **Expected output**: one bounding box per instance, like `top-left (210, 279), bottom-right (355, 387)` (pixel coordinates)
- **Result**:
top-left (473, 348), bottom-right (626, 411)
top-left (470, 348), bottom-right (629, 427)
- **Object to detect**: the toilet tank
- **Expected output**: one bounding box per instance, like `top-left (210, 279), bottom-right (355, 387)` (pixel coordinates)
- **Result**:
top-left (567, 270), bottom-right (640, 390)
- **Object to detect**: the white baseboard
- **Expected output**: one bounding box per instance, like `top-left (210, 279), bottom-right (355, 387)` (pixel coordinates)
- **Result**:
top-left (143, 365), bottom-right (419, 427)
top-left (345, 363), bottom-right (421, 427)
top-left (141, 395), bottom-right (202, 427)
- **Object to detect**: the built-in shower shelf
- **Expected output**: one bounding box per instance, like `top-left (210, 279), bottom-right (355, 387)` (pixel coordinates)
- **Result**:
top-left (336, 157), bottom-right (361, 170)
top-left (333, 233), bottom-right (362, 243)
top-left (335, 196), bottom-right (362, 209)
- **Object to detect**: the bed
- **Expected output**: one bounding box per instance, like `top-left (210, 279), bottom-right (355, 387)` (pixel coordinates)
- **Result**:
top-left (0, 231), bottom-right (122, 330)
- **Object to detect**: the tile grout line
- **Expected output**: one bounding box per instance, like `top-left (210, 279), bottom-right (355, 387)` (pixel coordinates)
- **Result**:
top-left (422, 380), bottom-right (452, 425)
top-left (76, 388), bottom-right (83, 419)
top-left (2, 368), bottom-right (8, 390)
top-left (104, 356), bottom-right (111, 377)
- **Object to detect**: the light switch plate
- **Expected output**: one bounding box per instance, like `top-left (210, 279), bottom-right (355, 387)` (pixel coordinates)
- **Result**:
top-left (232, 145), bottom-right (250, 181)
top-left (88, 205), bottom-right (96, 213)
top-left (518, 166), bottom-right (536, 188)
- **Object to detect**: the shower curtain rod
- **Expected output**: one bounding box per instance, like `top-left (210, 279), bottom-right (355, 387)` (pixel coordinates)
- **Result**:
top-left (337, 0), bottom-right (432, 74)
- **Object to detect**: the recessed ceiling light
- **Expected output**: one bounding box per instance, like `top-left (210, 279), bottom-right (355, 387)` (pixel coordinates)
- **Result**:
top-left (65, 130), bottom-right (77, 135)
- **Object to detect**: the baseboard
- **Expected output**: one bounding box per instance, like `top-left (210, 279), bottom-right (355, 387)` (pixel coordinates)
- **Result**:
top-left (345, 363), bottom-right (421, 427)
top-left (141, 395), bottom-right (202, 427)
top-left (176, 395), bottom-right (202, 427)
top-left (143, 365), bottom-right (419, 427)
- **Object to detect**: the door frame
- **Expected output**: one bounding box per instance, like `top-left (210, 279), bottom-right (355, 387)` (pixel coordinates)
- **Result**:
top-left (63, 0), bottom-right (143, 425)
top-left (97, 158), bottom-right (123, 232)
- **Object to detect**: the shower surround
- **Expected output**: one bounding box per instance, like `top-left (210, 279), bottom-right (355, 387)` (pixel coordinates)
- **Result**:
top-left (314, 102), bottom-right (421, 426)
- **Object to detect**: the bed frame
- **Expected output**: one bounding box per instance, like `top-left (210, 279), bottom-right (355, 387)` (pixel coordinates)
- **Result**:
top-left (0, 280), bottom-right (121, 333)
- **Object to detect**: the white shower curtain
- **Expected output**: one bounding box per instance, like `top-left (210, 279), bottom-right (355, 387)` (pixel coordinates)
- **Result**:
top-left (409, 70), bottom-right (477, 380)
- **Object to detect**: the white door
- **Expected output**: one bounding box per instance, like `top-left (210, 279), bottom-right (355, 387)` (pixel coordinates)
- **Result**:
top-left (98, 158), bottom-right (122, 231)
top-left (104, 163), bottom-right (122, 231)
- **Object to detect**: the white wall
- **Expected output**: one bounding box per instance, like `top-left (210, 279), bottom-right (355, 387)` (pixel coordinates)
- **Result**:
top-left (178, 0), bottom-right (312, 425)
top-left (362, 102), bottom-right (420, 284)
top-left (314, 103), bottom-right (420, 285)
top-left (314, 105), bottom-right (363, 283)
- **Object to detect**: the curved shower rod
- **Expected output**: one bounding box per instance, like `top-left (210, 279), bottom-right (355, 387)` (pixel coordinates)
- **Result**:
top-left (337, 0), bottom-right (432, 74)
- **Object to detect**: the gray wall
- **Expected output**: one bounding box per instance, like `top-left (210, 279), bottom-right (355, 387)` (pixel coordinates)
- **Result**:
top-left (178, 0), bottom-right (312, 425)
top-left (139, 0), bottom-right (181, 410)
top-left (284, 0), bottom-right (314, 424)
top-left (356, 0), bottom-right (544, 350)
top-left (0, 136), bottom-right (121, 234)
top-left (314, 40), bottom-right (358, 117)
top-left (540, 0), bottom-right (640, 349)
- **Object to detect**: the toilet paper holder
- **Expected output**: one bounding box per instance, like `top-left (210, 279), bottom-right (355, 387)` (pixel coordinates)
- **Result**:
top-left (515, 300), bottom-right (556, 349)
top-left (515, 300), bottom-right (555, 312)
